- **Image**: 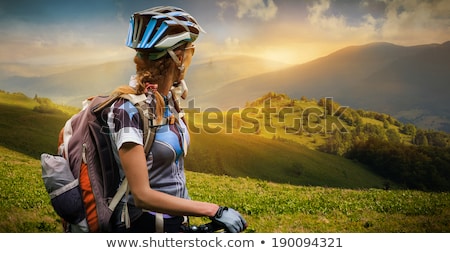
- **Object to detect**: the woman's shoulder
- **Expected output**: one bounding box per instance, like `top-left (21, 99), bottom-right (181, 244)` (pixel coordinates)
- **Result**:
top-left (110, 94), bottom-right (157, 120)
top-left (112, 97), bottom-right (139, 111)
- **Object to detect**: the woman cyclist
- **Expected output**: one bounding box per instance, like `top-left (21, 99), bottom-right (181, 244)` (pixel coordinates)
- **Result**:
top-left (107, 6), bottom-right (247, 233)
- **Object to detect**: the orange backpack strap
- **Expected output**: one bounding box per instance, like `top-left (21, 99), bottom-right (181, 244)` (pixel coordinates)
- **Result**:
top-left (57, 128), bottom-right (64, 155)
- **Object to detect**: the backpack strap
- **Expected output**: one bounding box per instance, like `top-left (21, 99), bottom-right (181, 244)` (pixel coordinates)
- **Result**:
top-left (93, 93), bottom-right (156, 155)
top-left (118, 94), bottom-right (156, 154)
top-left (91, 94), bottom-right (122, 114)
top-left (102, 92), bottom-right (179, 231)
top-left (105, 93), bottom-right (157, 229)
top-left (107, 126), bottom-right (155, 214)
top-left (108, 178), bottom-right (128, 212)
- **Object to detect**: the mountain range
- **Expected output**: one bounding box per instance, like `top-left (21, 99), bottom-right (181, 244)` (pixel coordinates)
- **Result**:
top-left (191, 41), bottom-right (450, 132)
top-left (1, 41), bottom-right (449, 132)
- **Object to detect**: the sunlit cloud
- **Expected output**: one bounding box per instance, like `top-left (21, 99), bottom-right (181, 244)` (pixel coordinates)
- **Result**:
top-left (218, 0), bottom-right (278, 21)
top-left (200, 0), bottom-right (450, 65)
top-left (381, 0), bottom-right (450, 44)
top-left (305, 0), bottom-right (449, 45)
top-left (0, 0), bottom-right (448, 78)
top-left (235, 0), bottom-right (278, 21)
top-left (0, 16), bottom-right (131, 77)
top-left (308, 0), bottom-right (345, 28)
top-left (307, 0), bottom-right (381, 41)
top-left (225, 37), bottom-right (241, 51)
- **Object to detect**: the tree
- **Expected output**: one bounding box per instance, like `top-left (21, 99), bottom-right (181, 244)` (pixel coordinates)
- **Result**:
top-left (401, 123), bottom-right (416, 136)
top-left (386, 129), bottom-right (401, 143)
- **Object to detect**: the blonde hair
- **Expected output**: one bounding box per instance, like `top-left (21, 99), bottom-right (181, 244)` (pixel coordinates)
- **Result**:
top-left (111, 52), bottom-right (180, 122)
top-left (111, 42), bottom-right (189, 124)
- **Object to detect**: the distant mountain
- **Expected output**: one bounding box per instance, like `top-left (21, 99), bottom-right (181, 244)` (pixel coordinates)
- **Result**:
top-left (1, 60), bottom-right (135, 106)
top-left (192, 41), bottom-right (450, 132)
top-left (0, 55), bottom-right (289, 107)
top-left (1, 41), bottom-right (449, 131)
top-left (185, 55), bottom-right (290, 98)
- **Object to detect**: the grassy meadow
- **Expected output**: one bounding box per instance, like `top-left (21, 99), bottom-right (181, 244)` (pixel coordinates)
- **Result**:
top-left (0, 90), bottom-right (449, 233)
top-left (1, 145), bottom-right (449, 233)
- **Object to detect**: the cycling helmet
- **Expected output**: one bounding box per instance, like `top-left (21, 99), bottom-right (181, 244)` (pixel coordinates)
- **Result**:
top-left (126, 6), bottom-right (204, 60)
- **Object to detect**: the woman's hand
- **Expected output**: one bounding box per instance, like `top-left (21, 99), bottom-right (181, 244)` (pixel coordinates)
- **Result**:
top-left (210, 206), bottom-right (247, 233)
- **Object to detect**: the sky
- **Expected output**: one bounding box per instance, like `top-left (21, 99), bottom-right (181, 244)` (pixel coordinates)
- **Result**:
top-left (0, 0), bottom-right (449, 78)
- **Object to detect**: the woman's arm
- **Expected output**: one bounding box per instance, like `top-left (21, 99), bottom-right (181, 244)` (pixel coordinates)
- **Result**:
top-left (118, 142), bottom-right (219, 217)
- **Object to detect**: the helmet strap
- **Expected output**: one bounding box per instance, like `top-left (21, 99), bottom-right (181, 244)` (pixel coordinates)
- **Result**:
top-left (167, 49), bottom-right (185, 72)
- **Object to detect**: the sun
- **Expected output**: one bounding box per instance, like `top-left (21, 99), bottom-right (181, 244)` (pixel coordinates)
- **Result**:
top-left (258, 46), bottom-right (323, 65)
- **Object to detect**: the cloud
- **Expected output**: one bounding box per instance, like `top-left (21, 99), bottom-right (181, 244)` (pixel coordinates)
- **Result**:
top-left (218, 0), bottom-right (278, 21)
top-left (305, 0), bottom-right (449, 45)
top-left (0, 18), bottom-right (132, 77)
top-left (307, 0), bottom-right (348, 31)
top-left (2, 0), bottom-right (448, 78)
top-left (381, 0), bottom-right (450, 44)
top-left (225, 37), bottom-right (241, 50)
top-left (305, 0), bottom-right (381, 43)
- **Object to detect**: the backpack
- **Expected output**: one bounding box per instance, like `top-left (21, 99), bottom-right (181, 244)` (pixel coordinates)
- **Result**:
top-left (41, 93), bottom-right (156, 232)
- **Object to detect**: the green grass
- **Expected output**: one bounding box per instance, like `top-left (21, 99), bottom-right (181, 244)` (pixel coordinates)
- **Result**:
top-left (188, 172), bottom-right (450, 233)
top-left (1, 145), bottom-right (449, 233)
top-left (0, 146), bottom-right (63, 232)
top-left (1, 90), bottom-right (388, 189)
top-left (186, 131), bottom-right (388, 189)
top-left (0, 91), bottom-right (78, 158)
top-left (1, 91), bottom-right (449, 233)
top-left (0, 91), bottom-right (38, 109)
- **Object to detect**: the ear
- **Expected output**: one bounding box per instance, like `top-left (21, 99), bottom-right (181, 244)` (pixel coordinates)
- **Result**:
top-left (177, 53), bottom-right (184, 62)
top-left (176, 50), bottom-right (185, 71)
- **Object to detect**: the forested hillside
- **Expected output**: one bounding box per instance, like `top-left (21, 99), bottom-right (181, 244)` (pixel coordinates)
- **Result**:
top-left (234, 92), bottom-right (450, 191)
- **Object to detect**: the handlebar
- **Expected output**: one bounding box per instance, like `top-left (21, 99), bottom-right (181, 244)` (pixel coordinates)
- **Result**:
top-left (180, 222), bottom-right (225, 233)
